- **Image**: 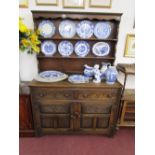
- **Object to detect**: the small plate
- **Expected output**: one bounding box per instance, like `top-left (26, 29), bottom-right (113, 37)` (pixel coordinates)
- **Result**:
top-left (41, 41), bottom-right (56, 56)
top-left (94, 22), bottom-right (111, 39)
top-left (68, 75), bottom-right (89, 84)
top-left (58, 41), bottom-right (74, 57)
top-left (92, 42), bottom-right (110, 57)
top-left (59, 20), bottom-right (76, 38)
top-left (34, 70), bottom-right (68, 83)
top-left (75, 41), bottom-right (90, 57)
top-left (38, 20), bottom-right (56, 38)
top-left (76, 20), bottom-right (94, 39)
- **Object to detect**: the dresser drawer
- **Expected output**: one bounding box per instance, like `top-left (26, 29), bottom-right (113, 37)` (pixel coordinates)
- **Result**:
top-left (31, 88), bottom-right (74, 100)
top-left (76, 89), bottom-right (119, 100)
top-left (31, 88), bottom-right (119, 101)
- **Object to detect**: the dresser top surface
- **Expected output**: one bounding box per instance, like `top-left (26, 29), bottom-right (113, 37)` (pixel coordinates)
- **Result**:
top-left (29, 80), bottom-right (122, 89)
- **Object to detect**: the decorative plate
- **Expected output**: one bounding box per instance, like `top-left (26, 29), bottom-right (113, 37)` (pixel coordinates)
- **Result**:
top-left (38, 20), bottom-right (56, 38)
top-left (92, 42), bottom-right (110, 56)
top-left (58, 41), bottom-right (74, 57)
top-left (68, 75), bottom-right (89, 84)
top-left (94, 22), bottom-right (111, 39)
top-left (41, 41), bottom-right (56, 56)
top-left (75, 41), bottom-right (90, 57)
top-left (59, 20), bottom-right (76, 38)
top-left (76, 20), bottom-right (94, 39)
top-left (34, 71), bottom-right (68, 83)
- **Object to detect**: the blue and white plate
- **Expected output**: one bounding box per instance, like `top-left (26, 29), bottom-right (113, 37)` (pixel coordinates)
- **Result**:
top-left (59, 20), bottom-right (76, 38)
top-left (75, 41), bottom-right (90, 57)
top-left (76, 20), bottom-right (94, 39)
top-left (58, 41), bottom-right (73, 57)
top-left (38, 20), bottom-right (56, 38)
top-left (92, 42), bottom-right (110, 57)
top-left (94, 22), bottom-right (111, 39)
top-left (40, 71), bottom-right (65, 79)
top-left (41, 41), bottom-right (56, 56)
top-left (34, 70), bottom-right (68, 82)
top-left (68, 75), bottom-right (89, 84)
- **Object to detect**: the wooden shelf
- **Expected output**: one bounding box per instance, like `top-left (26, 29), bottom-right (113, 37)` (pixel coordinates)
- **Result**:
top-left (37, 55), bottom-right (115, 60)
top-left (39, 37), bottom-right (118, 42)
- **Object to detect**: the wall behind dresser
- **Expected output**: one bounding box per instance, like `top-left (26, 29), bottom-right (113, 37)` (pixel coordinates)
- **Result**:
top-left (19, 0), bottom-right (135, 88)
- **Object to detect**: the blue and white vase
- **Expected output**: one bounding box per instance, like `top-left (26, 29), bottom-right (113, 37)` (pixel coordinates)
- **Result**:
top-left (105, 66), bottom-right (118, 84)
top-left (100, 62), bottom-right (110, 80)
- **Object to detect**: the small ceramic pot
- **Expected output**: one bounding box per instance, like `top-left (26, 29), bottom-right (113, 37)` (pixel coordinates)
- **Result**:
top-left (105, 66), bottom-right (118, 84)
top-left (84, 64), bottom-right (94, 78)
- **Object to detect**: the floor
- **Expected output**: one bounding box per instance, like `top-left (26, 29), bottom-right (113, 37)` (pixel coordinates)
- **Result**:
top-left (19, 128), bottom-right (135, 155)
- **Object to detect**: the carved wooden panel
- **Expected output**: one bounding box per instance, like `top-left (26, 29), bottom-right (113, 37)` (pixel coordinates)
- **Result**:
top-left (41, 115), bottom-right (70, 129)
top-left (81, 102), bottom-right (112, 114)
top-left (40, 102), bottom-right (71, 113)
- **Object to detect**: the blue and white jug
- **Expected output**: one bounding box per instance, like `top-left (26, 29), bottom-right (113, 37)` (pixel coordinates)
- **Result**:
top-left (105, 66), bottom-right (118, 84)
top-left (84, 64), bottom-right (94, 78)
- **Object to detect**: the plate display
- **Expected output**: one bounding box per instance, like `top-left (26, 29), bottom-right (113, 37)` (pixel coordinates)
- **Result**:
top-left (58, 41), bottom-right (74, 57)
top-left (92, 42), bottom-right (110, 56)
top-left (75, 41), bottom-right (90, 57)
top-left (94, 22), bottom-right (111, 39)
top-left (68, 75), bottom-right (89, 84)
top-left (38, 20), bottom-right (56, 38)
top-left (41, 41), bottom-right (56, 56)
top-left (76, 20), bottom-right (94, 39)
top-left (59, 20), bottom-right (76, 38)
top-left (34, 70), bottom-right (68, 83)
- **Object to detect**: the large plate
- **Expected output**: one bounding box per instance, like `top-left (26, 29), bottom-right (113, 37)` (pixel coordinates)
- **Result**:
top-left (75, 41), bottom-right (90, 57)
top-left (94, 22), bottom-right (111, 39)
top-left (41, 41), bottom-right (56, 56)
top-left (58, 41), bottom-right (74, 57)
top-left (76, 20), bottom-right (94, 39)
top-left (38, 20), bottom-right (56, 38)
top-left (59, 20), bottom-right (76, 38)
top-left (92, 42), bottom-right (110, 56)
top-left (68, 75), bottom-right (89, 84)
top-left (34, 71), bottom-right (68, 83)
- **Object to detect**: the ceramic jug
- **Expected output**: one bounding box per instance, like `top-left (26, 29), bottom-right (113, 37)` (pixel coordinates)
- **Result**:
top-left (84, 64), bottom-right (94, 78)
top-left (105, 66), bottom-right (118, 84)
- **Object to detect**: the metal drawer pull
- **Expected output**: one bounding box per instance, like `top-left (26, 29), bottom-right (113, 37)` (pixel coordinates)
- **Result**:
top-left (39, 93), bottom-right (47, 97)
top-left (107, 94), bottom-right (112, 98)
top-left (64, 93), bottom-right (70, 97)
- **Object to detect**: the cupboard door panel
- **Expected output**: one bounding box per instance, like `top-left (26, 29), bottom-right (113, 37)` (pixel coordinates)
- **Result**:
top-left (41, 114), bottom-right (71, 129)
top-left (40, 101), bottom-right (71, 114)
top-left (80, 114), bottom-right (110, 129)
top-left (81, 102), bottom-right (113, 114)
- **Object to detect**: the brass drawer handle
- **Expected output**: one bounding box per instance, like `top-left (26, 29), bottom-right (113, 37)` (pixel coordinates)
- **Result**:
top-left (83, 94), bottom-right (88, 98)
top-left (64, 93), bottom-right (70, 97)
top-left (107, 94), bottom-right (112, 98)
top-left (39, 93), bottom-right (47, 97)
